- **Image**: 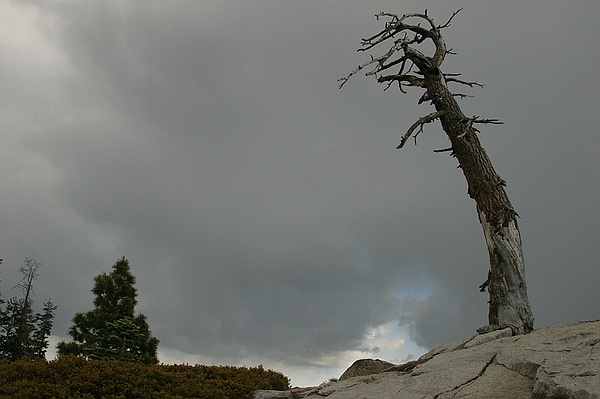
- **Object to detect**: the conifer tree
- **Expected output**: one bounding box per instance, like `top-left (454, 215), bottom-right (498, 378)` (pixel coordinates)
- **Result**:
top-left (57, 257), bottom-right (159, 364)
top-left (0, 258), bottom-right (56, 360)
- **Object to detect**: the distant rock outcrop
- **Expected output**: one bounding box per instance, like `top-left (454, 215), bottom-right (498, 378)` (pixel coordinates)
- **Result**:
top-left (338, 358), bottom-right (396, 381)
top-left (254, 320), bottom-right (600, 399)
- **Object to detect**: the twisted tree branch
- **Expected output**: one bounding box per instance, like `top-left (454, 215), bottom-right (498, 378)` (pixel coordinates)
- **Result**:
top-left (397, 110), bottom-right (446, 149)
top-left (339, 10), bottom-right (457, 90)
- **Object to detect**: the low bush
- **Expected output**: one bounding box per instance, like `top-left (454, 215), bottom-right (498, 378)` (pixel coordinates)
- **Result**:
top-left (0, 356), bottom-right (290, 399)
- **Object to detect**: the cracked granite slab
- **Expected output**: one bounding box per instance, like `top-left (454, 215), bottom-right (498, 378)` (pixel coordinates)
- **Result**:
top-left (255, 320), bottom-right (600, 399)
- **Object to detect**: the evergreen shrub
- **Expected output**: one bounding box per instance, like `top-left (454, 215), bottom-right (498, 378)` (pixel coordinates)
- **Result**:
top-left (0, 356), bottom-right (290, 399)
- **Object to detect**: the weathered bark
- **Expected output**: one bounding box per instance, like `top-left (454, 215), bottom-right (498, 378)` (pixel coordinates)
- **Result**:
top-left (426, 71), bottom-right (534, 334)
top-left (340, 10), bottom-right (534, 334)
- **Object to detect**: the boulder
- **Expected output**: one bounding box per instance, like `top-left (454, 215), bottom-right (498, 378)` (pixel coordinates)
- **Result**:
top-left (338, 358), bottom-right (396, 381)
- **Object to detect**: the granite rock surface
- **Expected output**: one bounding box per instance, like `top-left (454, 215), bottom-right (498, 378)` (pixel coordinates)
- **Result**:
top-left (255, 320), bottom-right (600, 399)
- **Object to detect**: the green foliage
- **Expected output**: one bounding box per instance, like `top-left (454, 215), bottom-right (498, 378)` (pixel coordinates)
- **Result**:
top-left (0, 258), bottom-right (56, 361)
top-left (58, 257), bottom-right (159, 364)
top-left (0, 356), bottom-right (290, 399)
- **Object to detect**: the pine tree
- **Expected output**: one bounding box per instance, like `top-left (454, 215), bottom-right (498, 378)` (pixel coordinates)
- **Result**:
top-left (0, 258), bottom-right (56, 361)
top-left (57, 257), bottom-right (159, 364)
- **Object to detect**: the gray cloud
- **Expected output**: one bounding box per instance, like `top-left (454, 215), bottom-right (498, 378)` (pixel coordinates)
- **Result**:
top-left (1, 0), bottom-right (599, 385)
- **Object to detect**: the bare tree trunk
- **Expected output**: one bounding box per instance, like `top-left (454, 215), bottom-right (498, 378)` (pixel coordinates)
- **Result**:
top-left (340, 10), bottom-right (534, 334)
top-left (426, 72), bottom-right (534, 333)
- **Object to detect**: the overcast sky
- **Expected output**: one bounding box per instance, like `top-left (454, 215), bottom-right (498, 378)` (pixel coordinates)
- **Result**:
top-left (1, 0), bottom-right (599, 387)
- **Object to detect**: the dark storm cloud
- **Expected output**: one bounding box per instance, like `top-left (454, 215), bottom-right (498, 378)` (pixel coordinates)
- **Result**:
top-left (2, 0), bottom-right (599, 385)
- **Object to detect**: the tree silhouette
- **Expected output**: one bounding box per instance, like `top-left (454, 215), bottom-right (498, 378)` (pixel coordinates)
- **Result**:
top-left (0, 258), bottom-right (56, 360)
top-left (340, 10), bottom-right (534, 334)
top-left (58, 256), bottom-right (159, 364)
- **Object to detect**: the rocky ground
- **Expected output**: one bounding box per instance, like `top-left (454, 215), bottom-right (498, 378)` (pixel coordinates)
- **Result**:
top-left (255, 320), bottom-right (599, 399)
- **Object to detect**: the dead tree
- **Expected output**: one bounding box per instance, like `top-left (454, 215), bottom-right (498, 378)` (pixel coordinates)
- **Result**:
top-left (339, 10), bottom-right (534, 334)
